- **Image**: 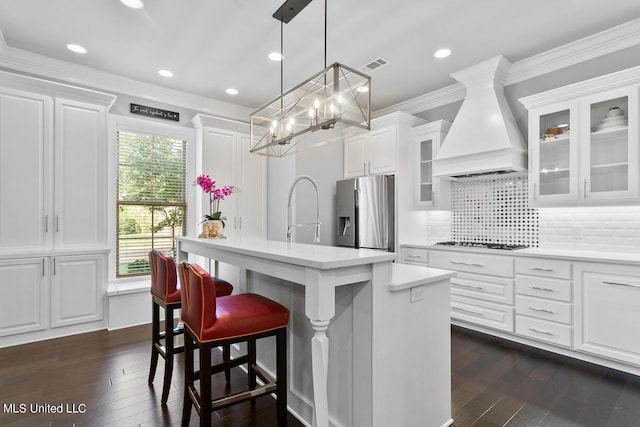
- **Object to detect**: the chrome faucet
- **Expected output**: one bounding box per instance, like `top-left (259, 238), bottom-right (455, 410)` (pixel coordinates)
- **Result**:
top-left (286, 175), bottom-right (321, 243)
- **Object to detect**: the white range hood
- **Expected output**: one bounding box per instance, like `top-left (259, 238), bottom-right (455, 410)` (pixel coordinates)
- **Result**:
top-left (433, 55), bottom-right (527, 178)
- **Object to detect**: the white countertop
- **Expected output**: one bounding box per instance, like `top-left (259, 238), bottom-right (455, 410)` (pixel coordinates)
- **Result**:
top-left (401, 242), bottom-right (640, 266)
top-left (177, 236), bottom-right (396, 270)
top-left (389, 264), bottom-right (456, 292)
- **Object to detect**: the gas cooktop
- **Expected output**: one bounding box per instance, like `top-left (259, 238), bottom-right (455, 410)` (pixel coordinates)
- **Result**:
top-left (434, 241), bottom-right (528, 250)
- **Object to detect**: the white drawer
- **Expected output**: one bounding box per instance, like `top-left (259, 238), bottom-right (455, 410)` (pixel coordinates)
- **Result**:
top-left (451, 273), bottom-right (514, 304)
top-left (515, 257), bottom-right (571, 279)
top-left (515, 275), bottom-right (572, 302)
top-left (451, 295), bottom-right (514, 333)
top-left (516, 315), bottom-right (572, 347)
top-left (400, 247), bottom-right (428, 265)
top-left (515, 295), bottom-right (572, 324)
top-left (430, 250), bottom-right (514, 278)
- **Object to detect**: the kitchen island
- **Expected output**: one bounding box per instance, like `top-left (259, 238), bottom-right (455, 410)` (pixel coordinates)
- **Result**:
top-left (176, 236), bottom-right (455, 427)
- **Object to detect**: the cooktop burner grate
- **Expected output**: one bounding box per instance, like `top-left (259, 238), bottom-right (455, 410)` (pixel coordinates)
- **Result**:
top-left (434, 241), bottom-right (528, 250)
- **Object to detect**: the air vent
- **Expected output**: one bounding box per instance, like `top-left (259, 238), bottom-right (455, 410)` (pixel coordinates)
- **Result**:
top-left (363, 57), bottom-right (389, 71)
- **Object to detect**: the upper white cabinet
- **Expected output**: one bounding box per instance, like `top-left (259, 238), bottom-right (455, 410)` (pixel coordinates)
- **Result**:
top-left (521, 67), bottom-right (640, 207)
top-left (412, 120), bottom-right (451, 209)
top-left (344, 126), bottom-right (397, 178)
top-left (0, 89), bottom-right (52, 251)
top-left (192, 115), bottom-right (267, 239)
top-left (0, 73), bottom-right (115, 252)
top-left (54, 98), bottom-right (108, 249)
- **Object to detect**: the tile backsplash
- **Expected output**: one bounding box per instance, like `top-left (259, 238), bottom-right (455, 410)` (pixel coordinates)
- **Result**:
top-left (423, 173), bottom-right (640, 253)
top-left (450, 174), bottom-right (539, 247)
top-left (539, 206), bottom-right (640, 252)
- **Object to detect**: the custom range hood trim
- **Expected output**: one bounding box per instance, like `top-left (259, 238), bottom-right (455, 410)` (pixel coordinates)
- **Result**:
top-left (433, 55), bottom-right (527, 179)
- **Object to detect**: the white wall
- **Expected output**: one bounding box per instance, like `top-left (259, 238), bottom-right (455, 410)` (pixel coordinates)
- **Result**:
top-left (268, 129), bottom-right (344, 246)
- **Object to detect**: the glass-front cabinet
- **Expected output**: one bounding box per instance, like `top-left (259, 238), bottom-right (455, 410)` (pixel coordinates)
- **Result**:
top-left (531, 104), bottom-right (578, 202)
top-left (583, 91), bottom-right (638, 200)
top-left (413, 120), bottom-right (451, 209)
top-left (522, 73), bottom-right (639, 207)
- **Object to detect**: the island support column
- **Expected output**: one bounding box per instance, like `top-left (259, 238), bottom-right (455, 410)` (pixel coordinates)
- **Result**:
top-left (304, 268), bottom-right (335, 427)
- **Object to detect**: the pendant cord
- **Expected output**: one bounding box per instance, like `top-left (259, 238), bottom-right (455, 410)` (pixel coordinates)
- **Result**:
top-left (324, 0), bottom-right (327, 70)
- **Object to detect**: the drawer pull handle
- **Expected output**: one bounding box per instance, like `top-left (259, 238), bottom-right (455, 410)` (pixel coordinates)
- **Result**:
top-left (452, 307), bottom-right (484, 316)
top-left (528, 267), bottom-right (554, 272)
top-left (454, 282), bottom-right (484, 291)
top-left (529, 327), bottom-right (555, 336)
top-left (529, 285), bottom-right (555, 292)
top-left (406, 255), bottom-right (423, 259)
top-left (603, 281), bottom-right (640, 289)
top-left (528, 306), bottom-right (555, 314)
top-left (450, 260), bottom-right (484, 267)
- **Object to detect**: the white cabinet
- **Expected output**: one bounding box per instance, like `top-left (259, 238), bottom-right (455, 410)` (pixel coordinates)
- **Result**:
top-left (514, 257), bottom-right (573, 347)
top-left (429, 249), bottom-right (515, 332)
top-left (521, 69), bottom-right (640, 207)
top-left (51, 254), bottom-right (105, 328)
top-left (0, 258), bottom-right (48, 337)
top-left (574, 263), bottom-right (640, 366)
top-left (344, 126), bottom-right (397, 178)
top-left (54, 99), bottom-right (108, 249)
top-left (0, 84), bottom-right (113, 252)
top-left (193, 115), bottom-right (267, 239)
top-left (399, 245), bottom-right (429, 266)
top-left (412, 121), bottom-right (451, 209)
top-left (0, 89), bottom-right (52, 251)
top-left (0, 253), bottom-right (105, 338)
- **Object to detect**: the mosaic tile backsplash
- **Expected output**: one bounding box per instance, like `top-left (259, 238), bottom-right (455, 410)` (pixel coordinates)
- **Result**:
top-left (451, 173), bottom-right (539, 247)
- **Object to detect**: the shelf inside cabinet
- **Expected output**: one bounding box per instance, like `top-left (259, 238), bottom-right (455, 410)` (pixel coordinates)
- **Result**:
top-left (539, 135), bottom-right (570, 144)
top-left (591, 162), bottom-right (628, 170)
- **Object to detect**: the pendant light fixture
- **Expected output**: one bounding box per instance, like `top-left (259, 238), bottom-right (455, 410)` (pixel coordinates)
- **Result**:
top-left (250, 0), bottom-right (371, 157)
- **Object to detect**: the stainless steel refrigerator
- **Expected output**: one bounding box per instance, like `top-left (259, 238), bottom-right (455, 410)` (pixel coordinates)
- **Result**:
top-left (336, 174), bottom-right (394, 251)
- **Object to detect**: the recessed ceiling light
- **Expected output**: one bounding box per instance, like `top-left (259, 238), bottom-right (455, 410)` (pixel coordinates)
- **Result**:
top-left (434, 48), bottom-right (451, 59)
top-left (268, 52), bottom-right (283, 61)
top-left (66, 44), bottom-right (87, 54)
top-left (226, 88), bottom-right (238, 95)
top-left (158, 69), bottom-right (173, 78)
top-left (120, 0), bottom-right (144, 8)
top-left (356, 85), bottom-right (369, 93)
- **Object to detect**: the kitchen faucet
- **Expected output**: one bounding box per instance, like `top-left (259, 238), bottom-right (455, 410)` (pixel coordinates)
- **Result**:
top-left (286, 175), bottom-right (320, 243)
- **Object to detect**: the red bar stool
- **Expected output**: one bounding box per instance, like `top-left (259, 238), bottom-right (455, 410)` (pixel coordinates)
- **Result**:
top-left (148, 250), bottom-right (233, 404)
top-left (178, 262), bottom-right (289, 427)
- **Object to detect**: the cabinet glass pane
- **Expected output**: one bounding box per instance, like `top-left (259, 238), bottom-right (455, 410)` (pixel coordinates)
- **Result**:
top-left (420, 183), bottom-right (433, 202)
top-left (539, 109), bottom-right (571, 195)
top-left (419, 139), bottom-right (434, 203)
top-left (420, 140), bottom-right (433, 161)
top-left (589, 96), bottom-right (628, 193)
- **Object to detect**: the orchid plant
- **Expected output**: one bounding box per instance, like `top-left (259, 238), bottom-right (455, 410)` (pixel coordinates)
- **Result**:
top-left (195, 174), bottom-right (236, 227)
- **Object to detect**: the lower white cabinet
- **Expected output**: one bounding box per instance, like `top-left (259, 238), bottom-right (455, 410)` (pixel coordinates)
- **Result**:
top-left (0, 258), bottom-right (48, 337)
top-left (0, 253), bottom-right (106, 340)
top-left (51, 254), bottom-right (104, 328)
top-left (399, 246), bottom-right (429, 265)
top-left (574, 263), bottom-right (640, 366)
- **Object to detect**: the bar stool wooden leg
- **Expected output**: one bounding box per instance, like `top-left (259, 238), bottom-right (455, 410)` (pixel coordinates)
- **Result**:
top-left (200, 341), bottom-right (213, 427)
top-left (182, 331), bottom-right (194, 427)
top-left (276, 328), bottom-right (288, 426)
top-left (161, 305), bottom-right (176, 404)
top-left (223, 344), bottom-right (231, 383)
top-left (148, 300), bottom-right (160, 385)
top-left (248, 337), bottom-right (257, 407)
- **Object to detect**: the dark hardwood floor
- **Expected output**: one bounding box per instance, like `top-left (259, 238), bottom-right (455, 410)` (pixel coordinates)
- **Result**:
top-left (1, 324), bottom-right (640, 426)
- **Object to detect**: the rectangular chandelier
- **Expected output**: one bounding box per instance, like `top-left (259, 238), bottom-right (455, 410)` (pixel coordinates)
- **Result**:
top-left (249, 62), bottom-right (371, 157)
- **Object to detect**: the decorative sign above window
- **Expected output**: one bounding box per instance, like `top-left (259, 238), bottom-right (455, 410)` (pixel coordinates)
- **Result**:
top-left (130, 103), bottom-right (179, 121)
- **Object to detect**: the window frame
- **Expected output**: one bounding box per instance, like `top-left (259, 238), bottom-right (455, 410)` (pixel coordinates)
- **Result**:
top-left (108, 115), bottom-right (195, 283)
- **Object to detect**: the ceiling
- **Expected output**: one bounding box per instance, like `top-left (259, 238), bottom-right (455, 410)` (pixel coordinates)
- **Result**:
top-left (0, 0), bottom-right (639, 112)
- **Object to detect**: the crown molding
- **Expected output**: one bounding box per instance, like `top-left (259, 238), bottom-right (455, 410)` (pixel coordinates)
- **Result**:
top-left (377, 18), bottom-right (640, 116)
top-left (374, 83), bottom-right (466, 117)
top-left (0, 43), bottom-right (253, 121)
top-left (506, 18), bottom-right (640, 85)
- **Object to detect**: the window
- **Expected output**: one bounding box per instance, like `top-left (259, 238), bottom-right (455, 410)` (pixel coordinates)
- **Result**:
top-left (116, 131), bottom-right (187, 277)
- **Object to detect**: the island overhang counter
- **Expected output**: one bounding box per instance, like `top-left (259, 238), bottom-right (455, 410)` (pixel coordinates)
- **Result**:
top-left (176, 236), bottom-right (455, 427)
